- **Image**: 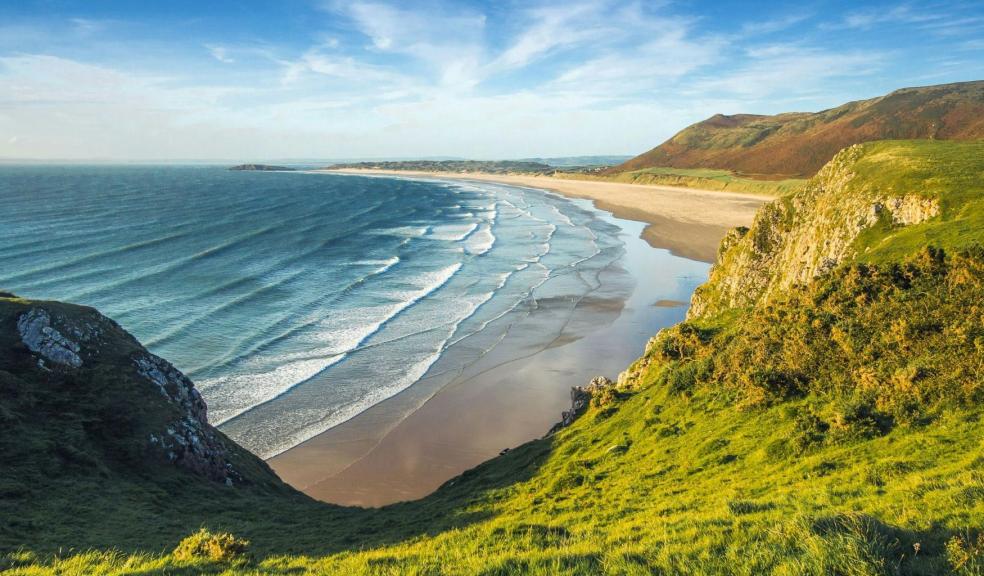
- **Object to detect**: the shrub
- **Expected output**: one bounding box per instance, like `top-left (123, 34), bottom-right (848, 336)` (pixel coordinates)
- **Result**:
top-left (654, 323), bottom-right (712, 361)
top-left (590, 386), bottom-right (620, 408)
top-left (743, 368), bottom-right (807, 401)
top-left (791, 410), bottom-right (829, 452)
top-left (172, 528), bottom-right (250, 563)
top-left (947, 532), bottom-right (984, 575)
top-left (830, 398), bottom-right (893, 440)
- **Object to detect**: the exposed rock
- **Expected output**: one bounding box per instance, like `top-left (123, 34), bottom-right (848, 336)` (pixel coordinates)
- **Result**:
top-left (133, 352), bottom-right (240, 484)
top-left (885, 195), bottom-right (940, 225)
top-left (689, 144), bottom-right (944, 319)
top-left (135, 353), bottom-right (207, 423)
top-left (10, 302), bottom-right (243, 485)
top-left (17, 308), bottom-right (83, 368)
top-left (548, 376), bottom-right (615, 435)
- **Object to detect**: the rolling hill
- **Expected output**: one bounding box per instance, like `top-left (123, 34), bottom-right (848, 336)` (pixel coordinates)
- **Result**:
top-left (615, 80), bottom-right (984, 179)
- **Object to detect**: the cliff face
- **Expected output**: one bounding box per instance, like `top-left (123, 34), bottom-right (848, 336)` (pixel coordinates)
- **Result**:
top-left (687, 141), bottom-right (965, 319)
top-left (617, 80), bottom-right (984, 178)
top-left (0, 296), bottom-right (282, 487)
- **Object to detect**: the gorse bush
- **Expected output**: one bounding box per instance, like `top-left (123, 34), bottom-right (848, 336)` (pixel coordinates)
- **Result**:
top-left (654, 247), bottom-right (983, 431)
top-left (172, 528), bottom-right (249, 563)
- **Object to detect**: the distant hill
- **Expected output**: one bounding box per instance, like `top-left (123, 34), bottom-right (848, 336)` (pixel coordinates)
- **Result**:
top-left (229, 164), bottom-right (295, 171)
top-left (328, 159), bottom-right (555, 174)
top-left (518, 155), bottom-right (632, 168)
top-left (616, 80), bottom-right (984, 178)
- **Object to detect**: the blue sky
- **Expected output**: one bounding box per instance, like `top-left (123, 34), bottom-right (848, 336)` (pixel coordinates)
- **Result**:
top-left (0, 0), bottom-right (981, 160)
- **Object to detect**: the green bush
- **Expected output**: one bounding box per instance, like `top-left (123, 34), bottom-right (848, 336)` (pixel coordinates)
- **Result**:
top-left (947, 532), bottom-right (984, 575)
top-left (172, 528), bottom-right (250, 563)
top-left (791, 410), bottom-right (829, 452)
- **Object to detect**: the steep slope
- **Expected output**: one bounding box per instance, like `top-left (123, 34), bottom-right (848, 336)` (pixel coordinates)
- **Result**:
top-left (3, 140), bottom-right (983, 574)
top-left (690, 139), bottom-right (984, 316)
top-left (617, 81), bottom-right (984, 178)
top-left (0, 296), bottom-right (312, 550)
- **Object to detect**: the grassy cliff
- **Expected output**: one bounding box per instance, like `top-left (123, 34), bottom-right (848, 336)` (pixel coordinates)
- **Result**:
top-left (2, 140), bottom-right (983, 575)
top-left (616, 81), bottom-right (984, 179)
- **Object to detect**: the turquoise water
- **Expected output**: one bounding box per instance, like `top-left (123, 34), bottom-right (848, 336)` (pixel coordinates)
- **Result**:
top-left (0, 166), bottom-right (628, 457)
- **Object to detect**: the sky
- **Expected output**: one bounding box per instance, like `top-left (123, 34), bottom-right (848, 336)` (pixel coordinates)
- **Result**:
top-left (0, 0), bottom-right (981, 160)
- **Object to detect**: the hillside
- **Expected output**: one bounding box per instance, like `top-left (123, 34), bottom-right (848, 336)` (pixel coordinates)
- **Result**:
top-left (616, 81), bottom-right (984, 179)
top-left (3, 140), bottom-right (983, 574)
top-left (328, 159), bottom-right (556, 174)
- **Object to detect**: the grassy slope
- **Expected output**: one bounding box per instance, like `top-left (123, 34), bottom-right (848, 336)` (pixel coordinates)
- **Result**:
top-left (3, 141), bottom-right (984, 575)
top-left (850, 141), bottom-right (984, 264)
top-left (559, 167), bottom-right (807, 196)
top-left (616, 81), bottom-right (984, 178)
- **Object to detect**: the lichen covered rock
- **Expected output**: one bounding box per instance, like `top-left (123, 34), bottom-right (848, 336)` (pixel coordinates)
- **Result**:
top-left (16, 308), bottom-right (83, 368)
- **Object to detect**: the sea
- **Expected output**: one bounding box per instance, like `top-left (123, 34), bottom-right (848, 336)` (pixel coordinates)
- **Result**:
top-left (0, 165), bottom-right (656, 459)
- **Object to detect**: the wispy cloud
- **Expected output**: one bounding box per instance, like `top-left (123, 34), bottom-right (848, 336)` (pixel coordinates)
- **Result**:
top-left (335, 1), bottom-right (487, 89)
top-left (0, 1), bottom-right (977, 159)
top-left (206, 44), bottom-right (235, 64)
top-left (694, 46), bottom-right (886, 100)
top-left (488, 3), bottom-right (607, 72)
top-left (70, 18), bottom-right (106, 35)
top-left (741, 12), bottom-right (813, 35)
top-left (832, 3), bottom-right (941, 30)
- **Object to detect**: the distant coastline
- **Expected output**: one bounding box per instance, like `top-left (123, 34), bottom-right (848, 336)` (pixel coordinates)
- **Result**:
top-left (318, 168), bottom-right (768, 263)
top-left (229, 164), bottom-right (296, 171)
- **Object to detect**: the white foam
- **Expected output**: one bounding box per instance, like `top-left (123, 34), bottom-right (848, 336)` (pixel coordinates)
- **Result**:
top-left (264, 350), bottom-right (445, 459)
top-left (464, 223), bottom-right (496, 255)
top-left (205, 262), bottom-right (462, 425)
top-left (427, 222), bottom-right (479, 241)
top-left (375, 226), bottom-right (429, 238)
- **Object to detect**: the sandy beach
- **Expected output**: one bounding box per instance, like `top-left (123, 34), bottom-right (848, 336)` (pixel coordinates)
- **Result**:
top-left (317, 169), bottom-right (771, 263)
top-left (268, 174), bottom-right (768, 507)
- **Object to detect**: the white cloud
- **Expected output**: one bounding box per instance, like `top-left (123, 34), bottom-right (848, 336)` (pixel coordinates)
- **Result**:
top-left (741, 13), bottom-right (812, 35)
top-left (694, 47), bottom-right (885, 100)
top-left (338, 1), bottom-right (486, 88)
top-left (207, 44), bottom-right (235, 64)
top-left (3, 1), bottom-right (955, 160)
top-left (835, 3), bottom-right (941, 30)
top-left (71, 18), bottom-right (106, 35)
top-left (488, 3), bottom-right (606, 72)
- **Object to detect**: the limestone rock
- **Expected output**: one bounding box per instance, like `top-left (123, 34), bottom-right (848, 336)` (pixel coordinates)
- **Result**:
top-left (17, 308), bottom-right (83, 368)
top-left (689, 144), bottom-right (943, 319)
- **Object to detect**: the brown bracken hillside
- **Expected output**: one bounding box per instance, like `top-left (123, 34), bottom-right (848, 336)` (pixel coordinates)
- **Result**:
top-left (615, 80), bottom-right (984, 178)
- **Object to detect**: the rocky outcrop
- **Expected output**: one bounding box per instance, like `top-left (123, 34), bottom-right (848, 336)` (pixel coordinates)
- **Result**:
top-left (16, 308), bottom-right (84, 369)
top-left (8, 300), bottom-right (245, 485)
top-left (135, 353), bottom-right (240, 484)
top-left (689, 144), bottom-right (942, 318)
top-left (548, 376), bottom-right (615, 434)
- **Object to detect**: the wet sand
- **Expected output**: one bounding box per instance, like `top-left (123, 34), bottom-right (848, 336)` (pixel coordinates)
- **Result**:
top-left (269, 183), bottom-right (717, 507)
top-left (319, 169), bottom-right (771, 263)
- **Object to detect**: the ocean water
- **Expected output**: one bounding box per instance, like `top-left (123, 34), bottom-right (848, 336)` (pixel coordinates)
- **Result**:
top-left (0, 165), bottom-right (628, 458)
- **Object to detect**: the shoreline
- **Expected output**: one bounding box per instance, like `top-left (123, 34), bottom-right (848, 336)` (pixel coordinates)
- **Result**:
top-left (317, 169), bottom-right (770, 263)
top-left (268, 174), bottom-right (750, 507)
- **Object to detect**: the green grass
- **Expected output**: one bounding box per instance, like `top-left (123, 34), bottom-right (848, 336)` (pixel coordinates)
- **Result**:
top-left (847, 140), bottom-right (984, 264)
top-left (2, 140), bottom-right (983, 575)
top-left (560, 167), bottom-right (807, 196)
